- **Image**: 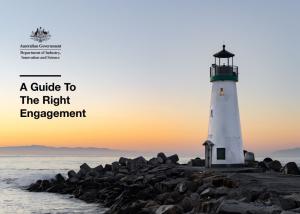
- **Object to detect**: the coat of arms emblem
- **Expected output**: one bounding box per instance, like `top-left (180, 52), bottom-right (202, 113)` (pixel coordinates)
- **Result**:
top-left (30, 27), bottom-right (51, 43)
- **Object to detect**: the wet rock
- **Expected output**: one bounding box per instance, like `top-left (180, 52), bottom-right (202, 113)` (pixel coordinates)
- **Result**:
top-left (46, 183), bottom-right (65, 193)
top-left (281, 162), bottom-right (300, 175)
top-left (155, 205), bottom-right (183, 214)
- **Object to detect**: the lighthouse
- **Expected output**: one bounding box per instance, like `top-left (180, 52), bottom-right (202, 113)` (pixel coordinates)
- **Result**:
top-left (203, 45), bottom-right (244, 168)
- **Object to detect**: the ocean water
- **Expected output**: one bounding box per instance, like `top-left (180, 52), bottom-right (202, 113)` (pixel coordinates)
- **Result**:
top-left (0, 155), bottom-right (299, 214)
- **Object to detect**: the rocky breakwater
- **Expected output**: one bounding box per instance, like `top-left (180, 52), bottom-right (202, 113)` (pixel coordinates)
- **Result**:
top-left (27, 153), bottom-right (300, 214)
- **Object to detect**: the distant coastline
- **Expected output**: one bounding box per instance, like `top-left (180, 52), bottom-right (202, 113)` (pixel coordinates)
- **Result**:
top-left (0, 145), bottom-right (135, 156)
top-left (272, 147), bottom-right (300, 157)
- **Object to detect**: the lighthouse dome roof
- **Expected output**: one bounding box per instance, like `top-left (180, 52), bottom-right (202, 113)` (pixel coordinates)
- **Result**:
top-left (213, 45), bottom-right (235, 58)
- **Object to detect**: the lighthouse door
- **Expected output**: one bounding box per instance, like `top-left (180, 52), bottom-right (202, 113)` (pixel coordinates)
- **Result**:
top-left (203, 140), bottom-right (214, 168)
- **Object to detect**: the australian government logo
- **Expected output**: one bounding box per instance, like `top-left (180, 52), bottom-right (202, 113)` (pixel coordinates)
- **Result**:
top-left (20, 27), bottom-right (62, 60)
top-left (30, 27), bottom-right (51, 43)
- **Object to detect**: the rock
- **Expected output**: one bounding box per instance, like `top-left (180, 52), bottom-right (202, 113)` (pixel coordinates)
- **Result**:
top-left (94, 165), bottom-right (104, 173)
top-left (149, 158), bottom-right (160, 166)
top-left (212, 178), bottom-right (224, 187)
top-left (155, 179), bottom-right (183, 193)
top-left (155, 205), bottom-right (183, 214)
top-left (280, 211), bottom-right (299, 214)
top-left (180, 197), bottom-right (193, 212)
top-left (216, 199), bottom-right (282, 214)
top-left (46, 184), bottom-right (64, 193)
top-left (258, 161), bottom-right (268, 171)
top-left (78, 163), bottom-right (91, 177)
top-left (128, 156), bottom-right (148, 171)
top-left (166, 154), bottom-right (179, 164)
top-left (39, 180), bottom-right (51, 191)
top-left (156, 192), bottom-right (171, 204)
top-left (157, 153), bottom-right (167, 163)
top-left (176, 182), bottom-right (188, 193)
top-left (200, 188), bottom-right (215, 197)
top-left (269, 160), bottom-right (282, 172)
top-left (291, 207), bottom-right (300, 213)
top-left (190, 192), bottom-right (200, 203)
top-left (188, 157), bottom-right (205, 167)
top-left (69, 176), bottom-right (79, 183)
top-left (281, 162), bottom-right (300, 175)
top-left (104, 164), bottom-right (112, 171)
top-left (119, 157), bottom-right (130, 166)
top-left (263, 157), bottom-right (273, 163)
top-left (279, 194), bottom-right (300, 210)
top-left (111, 161), bottom-right (120, 172)
top-left (79, 189), bottom-right (98, 203)
top-left (55, 173), bottom-right (65, 183)
top-left (67, 170), bottom-right (77, 178)
top-left (118, 167), bottom-right (129, 174)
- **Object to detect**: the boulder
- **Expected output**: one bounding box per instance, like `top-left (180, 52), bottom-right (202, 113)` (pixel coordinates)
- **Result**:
top-left (166, 154), bottom-right (179, 164)
top-left (155, 205), bottom-right (183, 214)
top-left (281, 162), bottom-right (300, 175)
top-left (128, 156), bottom-right (148, 171)
top-left (104, 164), bottom-right (112, 171)
top-left (55, 173), bottom-right (65, 183)
top-left (148, 158), bottom-right (160, 166)
top-left (157, 152), bottom-right (167, 163)
top-left (94, 164), bottom-right (104, 173)
top-left (39, 180), bottom-right (51, 191)
top-left (111, 161), bottom-right (120, 172)
top-left (269, 160), bottom-right (282, 172)
top-left (119, 157), bottom-right (131, 166)
top-left (78, 163), bottom-right (91, 177)
top-left (67, 170), bottom-right (77, 178)
top-left (180, 197), bottom-right (193, 212)
top-left (263, 157), bottom-right (273, 163)
top-left (279, 194), bottom-right (300, 210)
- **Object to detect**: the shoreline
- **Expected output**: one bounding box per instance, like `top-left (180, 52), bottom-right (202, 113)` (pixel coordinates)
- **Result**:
top-left (27, 153), bottom-right (300, 214)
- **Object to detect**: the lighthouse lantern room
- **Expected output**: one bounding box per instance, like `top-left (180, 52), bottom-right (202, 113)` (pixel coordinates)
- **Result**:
top-left (204, 45), bottom-right (244, 168)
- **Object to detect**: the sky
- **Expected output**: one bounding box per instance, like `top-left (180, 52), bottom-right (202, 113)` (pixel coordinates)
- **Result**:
top-left (0, 0), bottom-right (299, 156)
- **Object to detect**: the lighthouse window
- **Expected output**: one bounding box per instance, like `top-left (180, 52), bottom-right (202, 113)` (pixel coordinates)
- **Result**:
top-left (219, 88), bottom-right (224, 96)
top-left (217, 148), bottom-right (226, 160)
top-left (210, 109), bottom-right (213, 117)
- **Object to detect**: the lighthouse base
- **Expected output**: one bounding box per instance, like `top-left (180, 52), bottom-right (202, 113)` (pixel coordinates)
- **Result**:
top-left (211, 163), bottom-right (245, 168)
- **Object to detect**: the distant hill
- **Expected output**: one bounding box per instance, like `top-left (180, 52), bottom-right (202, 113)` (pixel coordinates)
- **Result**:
top-left (273, 148), bottom-right (300, 157)
top-left (0, 145), bottom-right (135, 156)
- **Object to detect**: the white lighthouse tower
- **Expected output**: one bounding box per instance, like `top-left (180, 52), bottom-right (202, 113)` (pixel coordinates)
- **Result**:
top-left (203, 45), bottom-right (244, 168)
